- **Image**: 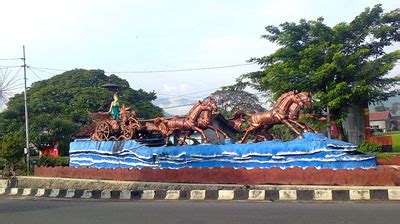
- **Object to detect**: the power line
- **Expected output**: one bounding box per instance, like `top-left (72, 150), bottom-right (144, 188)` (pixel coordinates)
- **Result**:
top-left (28, 67), bottom-right (43, 80)
top-left (0, 65), bottom-right (23, 69)
top-left (161, 103), bottom-right (196, 110)
top-left (30, 66), bottom-right (66, 72)
top-left (156, 89), bottom-right (267, 104)
top-left (155, 87), bottom-right (220, 102)
top-left (107, 63), bottom-right (255, 73)
top-left (0, 58), bottom-right (22, 61)
top-left (29, 67), bottom-right (58, 76)
top-left (29, 63), bottom-right (256, 74)
top-left (155, 92), bottom-right (214, 105)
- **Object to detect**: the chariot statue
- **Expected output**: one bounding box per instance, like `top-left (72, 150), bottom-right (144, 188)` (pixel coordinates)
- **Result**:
top-left (87, 91), bottom-right (318, 145)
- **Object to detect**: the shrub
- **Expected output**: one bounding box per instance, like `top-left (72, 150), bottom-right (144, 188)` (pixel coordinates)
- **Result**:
top-left (1, 131), bottom-right (25, 167)
top-left (358, 142), bottom-right (382, 153)
top-left (36, 157), bottom-right (69, 167)
top-left (271, 125), bottom-right (296, 141)
top-left (0, 157), bottom-right (6, 170)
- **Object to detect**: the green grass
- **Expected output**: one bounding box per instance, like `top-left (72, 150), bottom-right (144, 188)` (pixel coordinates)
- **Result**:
top-left (390, 133), bottom-right (400, 152)
top-left (377, 131), bottom-right (400, 152)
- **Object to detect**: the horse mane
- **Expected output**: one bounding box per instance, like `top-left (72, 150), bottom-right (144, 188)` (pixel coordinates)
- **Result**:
top-left (187, 101), bottom-right (202, 116)
top-left (273, 91), bottom-right (292, 108)
top-left (272, 91), bottom-right (298, 114)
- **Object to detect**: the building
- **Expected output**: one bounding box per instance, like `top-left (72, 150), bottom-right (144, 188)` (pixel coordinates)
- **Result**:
top-left (391, 115), bottom-right (400, 131)
top-left (369, 111), bottom-right (394, 132)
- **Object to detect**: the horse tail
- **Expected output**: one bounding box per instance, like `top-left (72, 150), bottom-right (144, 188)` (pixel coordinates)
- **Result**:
top-left (154, 117), bottom-right (168, 135)
top-left (229, 110), bottom-right (251, 120)
top-left (227, 110), bottom-right (253, 132)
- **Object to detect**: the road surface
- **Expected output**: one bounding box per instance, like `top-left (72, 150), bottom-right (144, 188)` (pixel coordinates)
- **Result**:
top-left (0, 197), bottom-right (399, 224)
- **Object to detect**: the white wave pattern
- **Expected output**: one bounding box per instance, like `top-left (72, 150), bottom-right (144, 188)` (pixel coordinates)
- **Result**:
top-left (69, 133), bottom-right (376, 170)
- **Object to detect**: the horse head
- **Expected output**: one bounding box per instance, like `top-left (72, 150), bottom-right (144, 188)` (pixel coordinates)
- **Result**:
top-left (154, 117), bottom-right (169, 135)
top-left (204, 97), bottom-right (218, 114)
top-left (119, 104), bottom-right (131, 122)
top-left (294, 92), bottom-right (312, 109)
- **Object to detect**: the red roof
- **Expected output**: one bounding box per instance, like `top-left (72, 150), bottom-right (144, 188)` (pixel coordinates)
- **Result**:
top-left (369, 111), bottom-right (391, 121)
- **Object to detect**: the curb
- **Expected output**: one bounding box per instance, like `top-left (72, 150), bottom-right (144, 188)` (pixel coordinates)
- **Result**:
top-left (1, 187), bottom-right (400, 201)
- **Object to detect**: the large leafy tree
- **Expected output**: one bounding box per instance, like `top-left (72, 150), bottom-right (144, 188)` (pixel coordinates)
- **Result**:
top-left (238, 5), bottom-right (400, 127)
top-left (0, 130), bottom-right (24, 168)
top-left (208, 88), bottom-right (265, 118)
top-left (0, 69), bottom-right (163, 156)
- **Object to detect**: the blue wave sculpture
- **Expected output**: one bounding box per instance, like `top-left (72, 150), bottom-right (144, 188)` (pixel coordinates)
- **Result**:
top-left (69, 133), bottom-right (376, 170)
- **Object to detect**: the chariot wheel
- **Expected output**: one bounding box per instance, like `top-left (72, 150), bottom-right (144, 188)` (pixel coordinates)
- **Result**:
top-left (122, 126), bottom-right (134, 140)
top-left (122, 123), bottom-right (140, 140)
top-left (95, 121), bottom-right (111, 140)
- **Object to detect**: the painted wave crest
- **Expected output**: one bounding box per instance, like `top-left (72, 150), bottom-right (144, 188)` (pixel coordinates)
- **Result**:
top-left (69, 132), bottom-right (376, 170)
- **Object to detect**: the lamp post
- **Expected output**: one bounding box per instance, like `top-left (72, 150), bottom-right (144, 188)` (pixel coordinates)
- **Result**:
top-left (22, 46), bottom-right (30, 174)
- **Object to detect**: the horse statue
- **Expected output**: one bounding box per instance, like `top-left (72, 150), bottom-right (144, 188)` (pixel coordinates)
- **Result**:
top-left (154, 97), bottom-right (225, 145)
top-left (177, 98), bottom-right (230, 145)
top-left (239, 91), bottom-right (315, 143)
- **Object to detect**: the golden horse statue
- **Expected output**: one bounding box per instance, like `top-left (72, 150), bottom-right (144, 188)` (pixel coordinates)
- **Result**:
top-left (154, 97), bottom-right (223, 145)
top-left (177, 100), bottom-right (230, 145)
top-left (239, 91), bottom-right (315, 143)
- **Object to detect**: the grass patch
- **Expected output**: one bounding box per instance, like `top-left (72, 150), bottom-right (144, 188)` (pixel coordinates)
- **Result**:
top-left (391, 133), bottom-right (400, 152)
top-left (376, 153), bottom-right (394, 160)
top-left (373, 131), bottom-right (400, 152)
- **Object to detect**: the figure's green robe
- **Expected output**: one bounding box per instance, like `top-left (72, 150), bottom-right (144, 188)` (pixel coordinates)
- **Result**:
top-left (111, 102), bottom-right (119, 120)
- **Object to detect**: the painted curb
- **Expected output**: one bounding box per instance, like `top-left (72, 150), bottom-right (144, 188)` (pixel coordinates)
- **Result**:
top-left (1, 187), bottom-right (400, 201)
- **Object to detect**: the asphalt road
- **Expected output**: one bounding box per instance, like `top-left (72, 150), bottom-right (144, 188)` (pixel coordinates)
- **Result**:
top-left (0, 197), bottom-right (399, 224)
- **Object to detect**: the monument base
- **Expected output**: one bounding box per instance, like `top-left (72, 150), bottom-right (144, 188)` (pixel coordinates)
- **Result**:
top-left (69, 133), bottom-right (376, 170)
top-left (34, 166), bottom-right (400, 186)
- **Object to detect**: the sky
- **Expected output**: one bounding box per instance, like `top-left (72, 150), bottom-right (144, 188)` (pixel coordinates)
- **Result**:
top-left (0, 0), bottom-right (399, 114)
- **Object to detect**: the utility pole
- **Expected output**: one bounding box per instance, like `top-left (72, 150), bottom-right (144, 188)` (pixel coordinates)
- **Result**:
top-left (22, 45), bottom-right (30, 174)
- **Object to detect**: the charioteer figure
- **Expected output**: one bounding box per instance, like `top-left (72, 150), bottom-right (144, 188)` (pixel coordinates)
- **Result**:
top-left (109, 93), bottom-right (120, 120)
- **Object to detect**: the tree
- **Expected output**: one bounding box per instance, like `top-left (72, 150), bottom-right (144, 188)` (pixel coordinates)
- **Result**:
top-left (0, 130), bottom-right (24, 168)
top-left (208, 88), bottom-right (265, 118)
top-left (237, 4), bottom-right (400, 141)
top-left (0, 69), bottom-right (163, 157)
top-left (390, 102), bottom-right (400, 115)
top-left (374, 103), bottom-right (390, 112)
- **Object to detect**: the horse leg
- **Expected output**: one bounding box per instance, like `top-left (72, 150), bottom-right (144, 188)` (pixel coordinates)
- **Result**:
top-left (302, 122), bottom-right (317, 133)
top-left (212, 126), bottom-right (230, 139)
top-left (204, 125), bottom-right (222, 143)
top-left (165, 130), bottom-right (174, 145)
top-left (192, 126), bottom-right (210, 143)
top-left (256, 125), bottom-right (274, 141)
top-left (253, 127), bottom-right (263, 142)
top-left (282, 120), bottom-right (303, 139)
top-left (240, 125), bottom-right (257, 143)
top-left (174, 130), bottom-right (185, 146)
top-left (263, 125), bottom-right (277, 140)
top-left (288, 119), bottom-right (308, 132)
top-left (289, 119), bottom-right (317, 133)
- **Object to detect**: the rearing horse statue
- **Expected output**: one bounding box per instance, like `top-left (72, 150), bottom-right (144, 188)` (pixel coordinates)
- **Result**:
top-left (239, 91), bottom-right (314, 143)
top-left (154, 97), bottom-right (219, 145)
top-left (178, 98), bottom-right (230, 145)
